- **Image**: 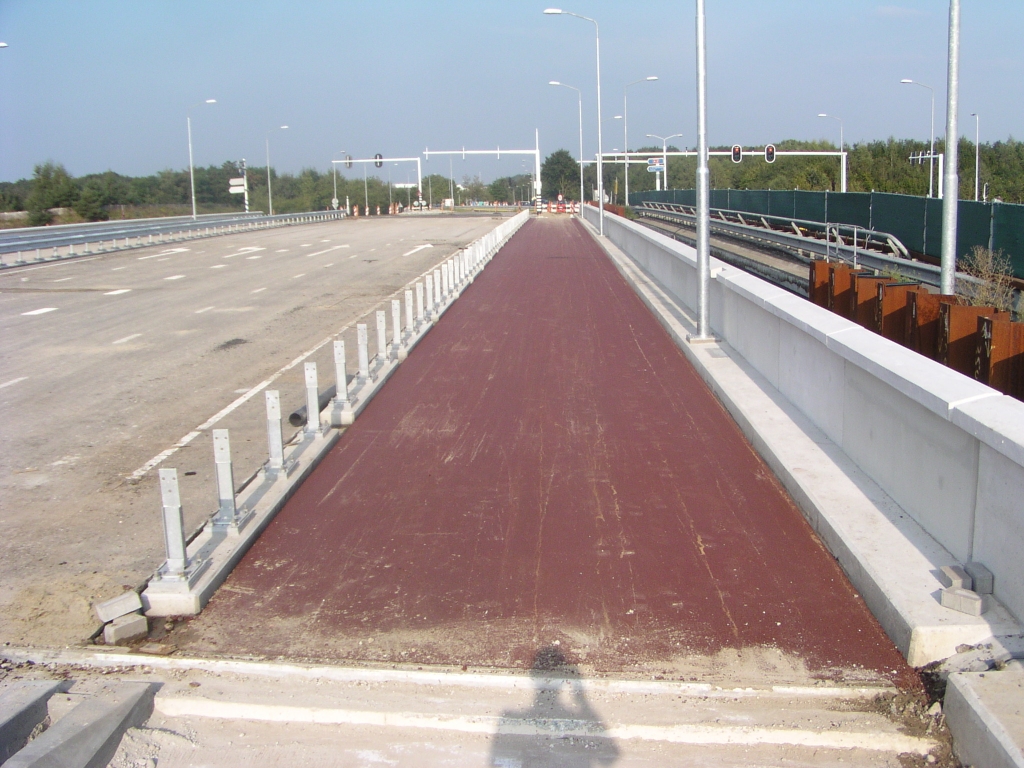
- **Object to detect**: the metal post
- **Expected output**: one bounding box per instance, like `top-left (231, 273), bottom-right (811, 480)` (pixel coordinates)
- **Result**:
top-left (940, 0), bottom-right (960, 296)
top-left (304, 362), bottom-right (320, 435)
top-left (357, 323), bottom-right (370, 380)
top-left (188, 116), bottom-right (197, 221)
top-left (416, 282), bottom-right (425, 324)
top-left (158, 469), bottom-right (187, 579)
top-left (694, 0), bottom-right (712, 340)
top-left (425, 275), bottom-right (434, 317)
top-left (441, 263), bottom-right (450, 297)
top-left (212, 429), bottom-right (237, 528)
top-left (972, 113), bottom-right (980, 202)
top-left (391, 299), bottom-right (401, 351)
top-left (405, 289), bottom-right (414, 334)
top-left (434, 269), bottom-right (442, 306)
top-left (375, 310), bottom-right (387, 364)
top-left (334, 340), bottom-right (349, 404)
top-left (265, 390), bottom-right (284, 472)
top-left (266, 137), bottom-right (274, 217)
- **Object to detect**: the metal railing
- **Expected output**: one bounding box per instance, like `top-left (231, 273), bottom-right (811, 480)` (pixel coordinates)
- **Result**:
top-left (0, 210), bottom-right (347, 268)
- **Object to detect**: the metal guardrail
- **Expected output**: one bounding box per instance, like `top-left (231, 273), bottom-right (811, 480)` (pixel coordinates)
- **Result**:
top-left (635, 201), bottom-right (952, 287)
top-left (0, 210), bottom-right (347, 268)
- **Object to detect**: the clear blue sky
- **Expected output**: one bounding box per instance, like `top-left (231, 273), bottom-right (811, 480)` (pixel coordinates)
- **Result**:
top-left (1, 1), bottom-right (1021, 183)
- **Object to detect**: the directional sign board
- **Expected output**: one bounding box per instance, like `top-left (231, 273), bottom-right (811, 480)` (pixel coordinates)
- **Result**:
top-left (229, 176), bottom-right (246, 194)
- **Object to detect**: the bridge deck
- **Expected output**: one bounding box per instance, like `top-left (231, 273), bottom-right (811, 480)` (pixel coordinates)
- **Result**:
top-left (180, 217), bottom-right (913, 686)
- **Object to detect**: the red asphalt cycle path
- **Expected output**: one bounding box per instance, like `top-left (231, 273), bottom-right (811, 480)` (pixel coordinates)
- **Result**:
top-left (184, 217), bottom-right (914, 686)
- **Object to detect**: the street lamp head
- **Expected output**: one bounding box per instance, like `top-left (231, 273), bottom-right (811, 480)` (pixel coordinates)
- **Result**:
top-left (613, 115), bottom-right (622, 119)
top-left (900, 79), bottom-right (913, 84)
top-left (205, 99), bottom-right (217, 104)
top-left (646, 76), bottom-right (658, 81)
top-left (543, 8), bottom-right (563, 14)
top-left (280, 125), bottom-right (288, 130)
top-left (817, 113), bottom-right (828, 118)
top-left (548, 81), bottom-right (560, 86)
top-left (0, 43), bottom-right (8, 49)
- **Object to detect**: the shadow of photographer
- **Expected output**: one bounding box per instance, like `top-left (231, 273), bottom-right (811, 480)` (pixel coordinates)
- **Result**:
top-left (488, 645), bottom-right (620, 768)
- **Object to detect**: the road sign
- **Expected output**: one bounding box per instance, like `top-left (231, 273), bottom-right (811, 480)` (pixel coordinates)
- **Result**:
top-left (229, 187), bottom-right (245, 194)
top-left (345, 155), bottom-right (353, 169)
top-left (647, 157), bottom-right (665, 168)
top-left (229, 177), bottom-right (245, 185)
top-left (731, 145), bottom-right (743, 163)
top-left (331, 197), bottom-right (339, 209)
top-left (374, 153), bottom-right (383, 168)
top-left (764, 144), bottom-right (776, 164)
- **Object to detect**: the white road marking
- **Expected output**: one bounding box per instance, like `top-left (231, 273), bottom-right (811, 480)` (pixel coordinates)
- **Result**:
top-left (305, 245), bottom-right (344, 258)
top-left (251, 287), bottom-right (266, 294)
top-left (53, 277), bottom-right (74, 283)
top-left (129, 329), bottom-right (346, 479)
top-left (156, 258), bottom-right (169, 262)
top-left (323, 263), bottom-right (334, 268)
top-left (195, 306), bottom-right (214, 314)
top-left (225, 247), bottom-right (265, 259)
top-left (153, 698), bottom-right (935, 755)
top-left (320, 239), bottom-right (331, 242)
top-left (0, 377), bottom-right (28, 389)
top-left (210, 265), bottom-right (227, 269)
top-left (402, 244), bottom-right (433, 256)
top-left (246, 255), bottom-right (262, 260)
top-left (276, 249), bottom-right (288, 253)
top-left (292, 273), bottom-right (306, 279)
top-left (22, 307), bottom-right (57, 316)
top-left (105, 289), bottom-right (131, 295)
top-left (300, 243), bottom-right (312, 247)
top-left (1, 257), bottom-right (101, 275)
top-left (164, 275), bottom-right (185, 280)
top-left (111, 267), bottom-right (126, 271)
top-left (138, 248), bottom-right (189, 261)
top-left (112, 333), bottom-right (142, 345)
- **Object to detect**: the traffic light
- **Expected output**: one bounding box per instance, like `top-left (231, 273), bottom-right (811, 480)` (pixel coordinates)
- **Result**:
top-left (731, 145), bottom-right (742, 163)
top-left (374, 153), bottom-right (383, 168)
top-left (764, 144), bottom-right (776, 164)
top-left (346, 155), bottom-right (353, 169)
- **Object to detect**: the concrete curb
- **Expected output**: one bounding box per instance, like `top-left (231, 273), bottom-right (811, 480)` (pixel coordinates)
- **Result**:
top-left (0, 681), bottom-right (65, 763)
top-left (945, 663), bottom-right (1024, 768)
top-left (2, 682), bottom-right (156, 768)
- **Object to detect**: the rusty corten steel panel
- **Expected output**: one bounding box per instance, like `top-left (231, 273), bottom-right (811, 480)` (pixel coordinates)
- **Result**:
top-left (977, 316), bottom-right (1024, 399)
top-left (939, 303), bottom-right (1009, 376)
top-left (827, 263), bottom-right (854, 317)
top-left (184, 218), bottom-right (913, 685)
top-left (906, 292), bottom-right (957, 360)
top-left (808, 260), bottom-right (830, 308)
top-left (851, 274), bottom-right (888, 329)
top-left (875, 283), bottom-right (921, 343)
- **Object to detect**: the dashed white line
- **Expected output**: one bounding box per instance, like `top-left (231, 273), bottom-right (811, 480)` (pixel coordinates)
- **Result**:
top-left (292, 273), bottom-right (306, 279)
top-left (111, 267), bottom-right (126, 271)
top-left (210, 265), bottom-right (228, 269)
top-left (138, 248), bottom-right (189, 261)
top-left (53, 277), bottom-right (74, 283)
top-left (305, 245), bottom-right (345, 258)
top-left (300, 243), bottom-right (312, 247)
top-left (251, 287), bottom-right (266, 294)
top-left (275, 249), bottom-right (289, 253)
top-left (0, 377), bottom-right (28, 389)
top-left (22, 307), bottom-right (57, 316)
top-left (105, 289), bottom-right (131, 296)
top-left (403, 244), bottom-right (433, 256)
top-left (246, 255), bottom-right (262, 260)
top-left (323, 263), bottom-right (334, 268)
top-left (112, 333), bottom-right (142, 345)
top-left (164, 275), bottom-right (185, 280)
top-left (195, 306), bottom-right (214, 314)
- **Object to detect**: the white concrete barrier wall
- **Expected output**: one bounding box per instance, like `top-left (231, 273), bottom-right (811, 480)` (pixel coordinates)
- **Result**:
top-left (583, 204), bottom-right (1024, 626)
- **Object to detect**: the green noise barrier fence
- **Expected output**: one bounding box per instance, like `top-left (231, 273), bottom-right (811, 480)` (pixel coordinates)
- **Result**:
top-left (631, 188), bottom-right (1024, 279)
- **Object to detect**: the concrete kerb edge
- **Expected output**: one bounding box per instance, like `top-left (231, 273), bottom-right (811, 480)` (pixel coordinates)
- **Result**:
top-left (580, 216), bottom-right (1022, 666)
top-left (945, 668), bottom-right (1024, 768)
top-left (140, 211), bottom-right (527, 618)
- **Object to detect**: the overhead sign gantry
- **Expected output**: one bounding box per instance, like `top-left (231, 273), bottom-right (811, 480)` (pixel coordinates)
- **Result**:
top-left (425, 130), bottom-right (543, 201)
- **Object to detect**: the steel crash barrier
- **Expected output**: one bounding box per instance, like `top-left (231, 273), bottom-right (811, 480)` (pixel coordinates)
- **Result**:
top-left (0, 210), bottom-right (347, 268)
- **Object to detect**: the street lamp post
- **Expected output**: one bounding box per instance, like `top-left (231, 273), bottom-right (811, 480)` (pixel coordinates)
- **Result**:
top-left (694, 0), bottom-right (712, 340)
top-left (940, 0), bottom-right (961, 296)
top-left (265, 125), bottom-right (288, 216)
top-left (187, 99), bottom-right (217, 220)
top-left (332, 149), bottom-right (346, 210)
top-left (901, 79), bottom-right (936, 198)
top-left (624, 76), bottom-right (657, 206)
top-left (549, 81), bottom-right (585, 207)
top-left (545, 8), bottom-right (605, 234)
top-left (817, 113), bottom-right (846, 193)
top-left (971, 112), bottom-right (980, 202)
top-left (647, 133), bottom-right (682, 192)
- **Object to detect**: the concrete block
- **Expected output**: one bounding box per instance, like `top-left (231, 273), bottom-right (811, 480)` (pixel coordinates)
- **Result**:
top-left (965, 562), bottom-right (995, 595)
top-left (0, 681), bottom-right (64, 763)
top-left (93, 591), bottom-right (142, 624)
top-left (945, 663), bottom-right (1024, 768)
top-left (3, 682), bottom-right (156, 768)
top-left (103, 612), bottom-right (148, 645)
top-left (940, 565), bottom-right (973, 590)
top-left (942, 588), bottom-right (984, 617)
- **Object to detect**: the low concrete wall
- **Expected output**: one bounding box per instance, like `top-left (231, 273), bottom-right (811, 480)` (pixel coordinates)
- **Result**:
top-left (583, 205), bottom-right (1024, 629)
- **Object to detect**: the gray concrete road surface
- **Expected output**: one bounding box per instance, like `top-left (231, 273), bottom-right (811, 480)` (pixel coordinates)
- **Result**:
top-left (0, 214), bottom-right (504, 647)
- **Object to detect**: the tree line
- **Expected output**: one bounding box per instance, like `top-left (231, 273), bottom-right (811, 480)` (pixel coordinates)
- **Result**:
top-left (3, 136), bottom-right (1021, 226)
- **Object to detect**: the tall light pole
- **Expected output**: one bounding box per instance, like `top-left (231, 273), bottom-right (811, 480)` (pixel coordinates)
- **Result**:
top-left (549, 81), bottom-right (585, 207)
top-left (901, 79), bottom-right (935, 198)
top-left (647, 133), bottom-right (682, 192)
top-left (817, 113), bottom-right (846, 193)
top-left (332, 149), bottom-right (346, 209)
top-left (940, 0), bottom-right (961, 296)
top-left (694, 0), bottom-right (712, 340)
top-left (187, 99), bottom-right (216, 220)
top-left (970, 112), bottom-right (980, 202)
top-left (545, 8), bottom-right (605, 234)
top-left (624, 76), bottom-right (657, 206)
top-left (265, 125), bottom-right (288, 216)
